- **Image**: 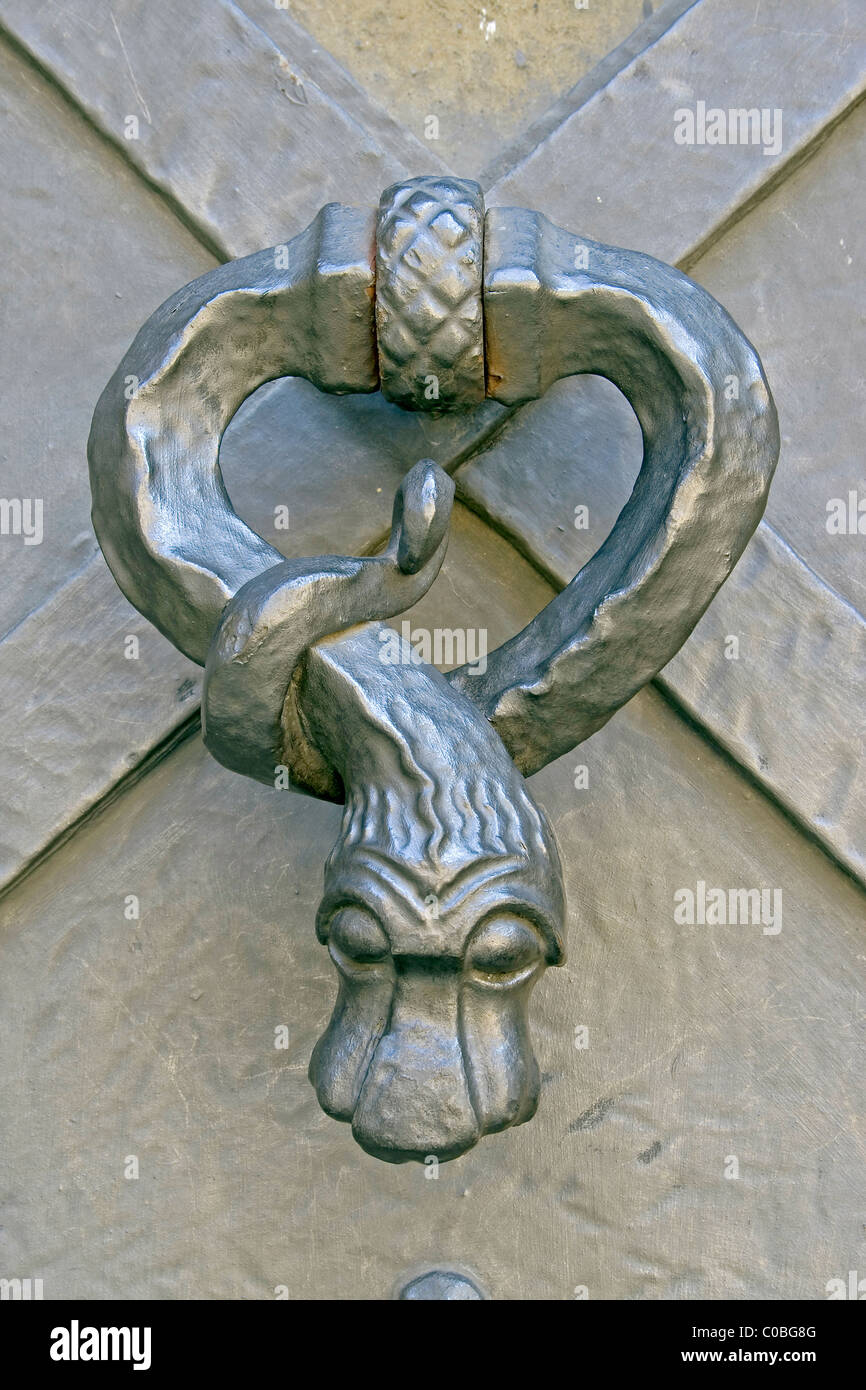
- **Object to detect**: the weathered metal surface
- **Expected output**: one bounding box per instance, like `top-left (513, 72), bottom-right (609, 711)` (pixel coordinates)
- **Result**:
top-left (488, 0), bottom-right (866, 271)
top-left (475, 0), bottom-right (699, 189)
top-left (0, 35), bottom-right (214, 642)
top-left (236, 0), bottom-right (451, 182)
top-left (1, 0), bottom-right (864, 1299)
top-left (0, 560), bottom-right (199, 888)
top-left (0, 0), bottom-right (423, 260)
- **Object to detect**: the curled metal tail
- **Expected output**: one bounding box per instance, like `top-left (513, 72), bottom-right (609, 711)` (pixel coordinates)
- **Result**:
top-left (201, 460), bottom-right (454, 796)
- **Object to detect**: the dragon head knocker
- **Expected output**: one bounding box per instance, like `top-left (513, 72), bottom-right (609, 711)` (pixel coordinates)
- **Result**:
top-left (89, 176), bottom-right (778, 1163)
top-left (302, 622), bottom-right (565, 1162)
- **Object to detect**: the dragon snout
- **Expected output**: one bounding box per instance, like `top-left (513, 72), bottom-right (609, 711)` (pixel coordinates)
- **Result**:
top-left (309, 960), bottom-right (482, 1163)
top-left (352, 1037), bottom-right (481, 1164)
top-left (309, 933), bottom-right (551, 1163)
top-left (351, 981), bottom-right (481, 1163)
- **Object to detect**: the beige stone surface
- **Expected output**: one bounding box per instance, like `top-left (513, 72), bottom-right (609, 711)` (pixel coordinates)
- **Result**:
top-left (278, 0), bottom-right (657, 169)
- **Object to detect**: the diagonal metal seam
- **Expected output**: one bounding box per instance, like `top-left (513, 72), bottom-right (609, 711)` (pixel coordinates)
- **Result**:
top-left (231, 0), bottom-right (449, 182)
top-left (235, 0), bottom-right (700, 195)
top-left (0, 2), bottom-right (427, 265)
top-left (456, 458), bottom-right (866, 882)
top-left (677, 83), bottom-right (866, 274)
top-left (655, 674), bottom-right (866, 903)
top-left (476, 0), bottom-right (701, 190)
top-left (0, 21), bottom-right (231, 263)
top-left (0, 712), bottom-right (203, 905)
top-left (1, 0), bottom-right (863, 894)
top-left (483, 0), bottom-right (866, 274)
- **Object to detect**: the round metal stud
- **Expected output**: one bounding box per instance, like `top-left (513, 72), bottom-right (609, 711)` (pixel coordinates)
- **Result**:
top-left (395, 1267), bottom-right (489, 1300)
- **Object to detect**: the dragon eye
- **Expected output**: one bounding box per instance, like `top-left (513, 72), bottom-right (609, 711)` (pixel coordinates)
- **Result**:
top-left (328, 907), bottom-right (390, 963)
top-left (466, 915), bottom-right (544, 980)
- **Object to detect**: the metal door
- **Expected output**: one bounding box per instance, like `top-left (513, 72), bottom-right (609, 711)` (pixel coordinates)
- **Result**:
top-left (0, 0), bottom-right (863, 1300)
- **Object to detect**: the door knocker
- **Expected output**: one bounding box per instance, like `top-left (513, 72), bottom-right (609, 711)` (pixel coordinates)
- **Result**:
top-left (89, 176), bottom-right (779, 1164)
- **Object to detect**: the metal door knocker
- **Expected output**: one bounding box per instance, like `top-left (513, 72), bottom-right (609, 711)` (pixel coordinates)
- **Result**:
top-left (89, 176), bottom-right (779, 1164)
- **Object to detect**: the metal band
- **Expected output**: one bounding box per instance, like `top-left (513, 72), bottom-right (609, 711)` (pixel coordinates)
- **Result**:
top-left (375, 176), bottom-right (485, 411)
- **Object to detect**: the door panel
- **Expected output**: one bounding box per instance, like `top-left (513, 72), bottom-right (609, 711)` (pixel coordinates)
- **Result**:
top-left (1, 507), bottom-right (862, 1299)
top-left (692, 98), bottom-right (866, 616)
top-left (0, 0), bottom-right (863, 1302)
top-left (0, 38), bottom-right (213, 639)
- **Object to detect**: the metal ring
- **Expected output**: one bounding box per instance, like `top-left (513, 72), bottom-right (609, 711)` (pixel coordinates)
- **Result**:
top-left (89, 179), bottom-right (779, 786)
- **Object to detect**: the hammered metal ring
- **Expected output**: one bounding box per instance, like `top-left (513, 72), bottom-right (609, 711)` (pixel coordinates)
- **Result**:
top-left (89, 172), bottom-right (779, 792)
